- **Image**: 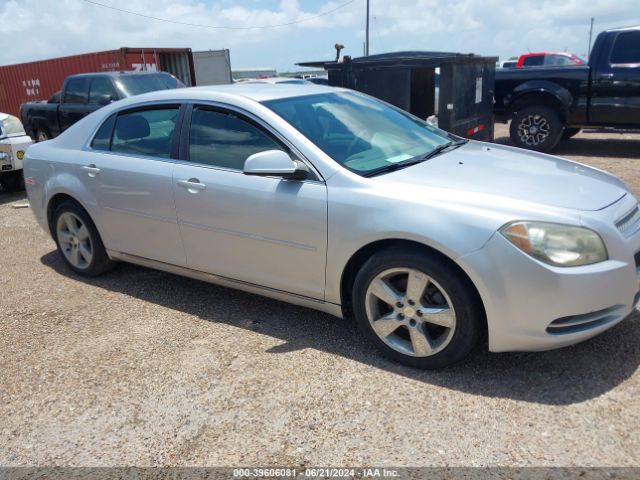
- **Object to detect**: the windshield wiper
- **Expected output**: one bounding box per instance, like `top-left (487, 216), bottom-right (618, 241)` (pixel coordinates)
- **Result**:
top-left (420, 139), bottom-right (467, 161)
top-left (362, 139), bottom-right (468, 178)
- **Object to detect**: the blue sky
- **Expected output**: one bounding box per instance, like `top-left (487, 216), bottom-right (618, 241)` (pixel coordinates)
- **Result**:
top-left (1, 0), bottom-right (639, 71)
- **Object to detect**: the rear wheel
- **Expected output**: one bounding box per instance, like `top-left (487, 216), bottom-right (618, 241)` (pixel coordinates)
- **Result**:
top-left (510, 106), bottom-right (563, 152)
top-left (0, 171), bottom-right (25, 192)
top-left (562, 127), bottom-right (581, 140)
top-left (352, 247), bottom-right (483, 369)
top-left (36, 128), bottom-right (50, 142)
top-left (52, 201), bottom-right (114, 276)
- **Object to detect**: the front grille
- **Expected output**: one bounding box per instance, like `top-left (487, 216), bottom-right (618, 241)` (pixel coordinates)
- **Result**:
top-left (547, 305), bottom-right (624, 335)
top-left (616, 205), bottom-right (640, 237)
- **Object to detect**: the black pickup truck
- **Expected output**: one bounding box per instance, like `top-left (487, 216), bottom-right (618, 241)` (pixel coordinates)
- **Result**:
top-left (20, 71), bottom-right (183, 142)
top-left (494, 26), bottom-right (640, 152)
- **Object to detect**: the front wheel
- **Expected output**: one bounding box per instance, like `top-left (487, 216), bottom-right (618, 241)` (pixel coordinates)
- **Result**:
top-left (352, 248), bottom-right (484, 369)
top-left (52, 201), bottom-right (115, 276)
top-left (509, 106), bottom-right (563, 152)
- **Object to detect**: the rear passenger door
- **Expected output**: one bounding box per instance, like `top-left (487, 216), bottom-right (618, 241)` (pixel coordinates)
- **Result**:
top-left (85, 104), bottom-right (186, 266)
top-left (172, 104), bottom-right (328, 299)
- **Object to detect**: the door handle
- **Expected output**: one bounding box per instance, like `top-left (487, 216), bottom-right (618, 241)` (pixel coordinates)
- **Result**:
top-left (598, 73), bottom-right (615, 80)
top-left (81, 164), bottom-right (101, 177)
top-left (177, 178), bottom-right (206, 193)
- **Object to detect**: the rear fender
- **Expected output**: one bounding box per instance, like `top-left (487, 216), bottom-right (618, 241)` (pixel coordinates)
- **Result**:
top-left (505, 81), bottom-right (573, 120)
top-left (42, 174), bottom-right (105, 240)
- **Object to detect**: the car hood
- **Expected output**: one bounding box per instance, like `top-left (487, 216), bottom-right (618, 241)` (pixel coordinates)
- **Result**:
top-left (375, 141), bottom-right (627, 211)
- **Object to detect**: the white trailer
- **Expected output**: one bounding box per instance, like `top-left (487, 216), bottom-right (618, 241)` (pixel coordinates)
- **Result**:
top-left (192, 50), bottom-right (233, 86)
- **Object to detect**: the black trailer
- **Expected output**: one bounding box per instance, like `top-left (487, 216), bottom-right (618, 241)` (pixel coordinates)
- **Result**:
top-left (298, 51), bottom-right (497, 141)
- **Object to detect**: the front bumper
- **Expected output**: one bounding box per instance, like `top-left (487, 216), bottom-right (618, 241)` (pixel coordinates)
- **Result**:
top-left (458, 198), bottom-right (640, 352)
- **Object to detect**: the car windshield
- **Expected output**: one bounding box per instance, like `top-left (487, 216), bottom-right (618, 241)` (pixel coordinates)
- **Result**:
top-left (0, 115), bottom-right (26, 137)
top-left (263, 91), bottom-right (451, 175)
top-left (115, 74), bottom-right (182, 97)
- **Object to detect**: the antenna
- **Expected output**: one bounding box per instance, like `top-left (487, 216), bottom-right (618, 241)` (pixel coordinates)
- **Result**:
top-left (588, 17), bottom-right (595, 58)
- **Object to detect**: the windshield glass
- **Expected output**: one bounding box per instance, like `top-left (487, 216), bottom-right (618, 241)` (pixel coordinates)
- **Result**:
top-left (0, 115), bottom-right (26, 137)
top-left (263, 92), bottom-right (451, 175)
top-left (114, 73), bottom-right (182, 97)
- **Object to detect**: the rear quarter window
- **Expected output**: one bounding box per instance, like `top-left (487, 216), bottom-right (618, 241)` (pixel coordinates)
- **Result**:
top-left (91, 114), bottom-right (116, 151)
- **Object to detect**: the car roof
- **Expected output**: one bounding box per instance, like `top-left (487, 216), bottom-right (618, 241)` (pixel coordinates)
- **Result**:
top-left (128, 83), bottom-right (341, 103)
top-left (68, 71), bottom-right (171, 79)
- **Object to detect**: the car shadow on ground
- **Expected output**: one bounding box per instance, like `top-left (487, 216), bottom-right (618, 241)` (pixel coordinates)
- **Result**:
top-left (0, 189), bottom-right (27, 206)
top-left (493, 133), bottom-right (640, 159)
top-left (41, 251), bottom-right (640, 406)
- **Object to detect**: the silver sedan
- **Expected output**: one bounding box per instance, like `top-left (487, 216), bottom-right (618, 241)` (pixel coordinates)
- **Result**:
top-left (23, 84), bottom-right (640, 368)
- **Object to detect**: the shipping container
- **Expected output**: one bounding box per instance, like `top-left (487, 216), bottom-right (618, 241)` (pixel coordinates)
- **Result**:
top-left (0, 47), bottom-right (197, 117)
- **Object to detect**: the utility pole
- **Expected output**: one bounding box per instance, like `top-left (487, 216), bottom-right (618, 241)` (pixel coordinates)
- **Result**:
top-left (588, 17), bottom-right (594, 58)
top-left (365, 0), bottom-right (370, 56)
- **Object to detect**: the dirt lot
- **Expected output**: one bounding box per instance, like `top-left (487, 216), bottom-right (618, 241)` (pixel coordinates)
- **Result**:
top-left (1, 126), bottom-right (640, 467)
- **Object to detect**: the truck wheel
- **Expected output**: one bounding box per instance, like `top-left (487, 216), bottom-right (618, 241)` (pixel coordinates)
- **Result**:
top-left (0, 171), bottom-right (25, 192)
top-left (36, 128), bottom-right (50, 142)
top-left (510, 106), bottom-right (563, 152)
top-left (562, 128), bottom-right (581, 140)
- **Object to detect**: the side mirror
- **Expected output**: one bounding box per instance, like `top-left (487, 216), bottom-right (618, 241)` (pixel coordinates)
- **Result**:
top-left (243, 150), bottom-right (309, 180)
top-left (97, 94), bottom-right (113, 106)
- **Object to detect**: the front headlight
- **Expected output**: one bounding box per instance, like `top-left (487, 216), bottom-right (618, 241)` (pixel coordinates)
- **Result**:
top-left (500, 221), bottom-right (608, 267)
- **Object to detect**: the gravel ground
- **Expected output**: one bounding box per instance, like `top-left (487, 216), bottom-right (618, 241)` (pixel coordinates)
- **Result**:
top-left (1, 126), bottom-right (639, 467)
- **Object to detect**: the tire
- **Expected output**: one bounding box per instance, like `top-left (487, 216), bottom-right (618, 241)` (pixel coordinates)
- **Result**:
top-left (0, 171), bottom-right (25, 192)
top-left (36, 128), bottom-right (50, 142)
top-left (509, 106), bottom-right (563, 152)
top-left (352, 247), bottom-right (484, 369)
top-left (52, 200), bottom-right (115, 276)
top-left (562, 127), bottom-right (581, 140)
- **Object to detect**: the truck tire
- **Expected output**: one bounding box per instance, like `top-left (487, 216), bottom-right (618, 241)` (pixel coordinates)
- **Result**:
top-left (510, 106), bottom-right (563, 152)
top-left (562, 128), bottom-right (581, 140)
top-left (36, 128), bottom-right (50, 142)
top-left (0, 171), bottom-right (25, 192)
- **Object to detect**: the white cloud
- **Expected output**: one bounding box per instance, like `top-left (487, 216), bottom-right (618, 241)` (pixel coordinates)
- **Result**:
top-left (0, 0), bottom-right (638, 70)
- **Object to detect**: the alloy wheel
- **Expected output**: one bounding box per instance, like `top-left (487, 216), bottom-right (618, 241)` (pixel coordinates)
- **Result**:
top-left (56, 212), bottom-right (93, 269)
top-left (517, 114), bottom-right (550, 146)
top-left (365, 267), bottom-right (456, 357)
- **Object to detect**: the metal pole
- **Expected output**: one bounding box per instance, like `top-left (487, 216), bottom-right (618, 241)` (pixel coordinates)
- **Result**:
top-left (365, 0), bottom-right (370, 56)
top-left (588, 17), bottom-right (594, 58)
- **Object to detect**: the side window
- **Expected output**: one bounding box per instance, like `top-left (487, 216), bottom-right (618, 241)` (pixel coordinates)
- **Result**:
top-left (111, 107), bottom-right (179, 158)
top-left (89, 78), bottom-right (117, 104)
top-left (611, 31), bottom-right (640, 65)
top-left (188, 107), bottom-right (283, 170)
top-left (91, 114), bottom-right (116, 151)
top-left (64, 78), bottom-right (89, 104)
top-left (523, 56), bottom-right (544, 67)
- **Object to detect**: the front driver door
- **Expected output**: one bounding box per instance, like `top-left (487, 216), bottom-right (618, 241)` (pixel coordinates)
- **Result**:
top-left (172, 104), bottom-right (327, 300)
